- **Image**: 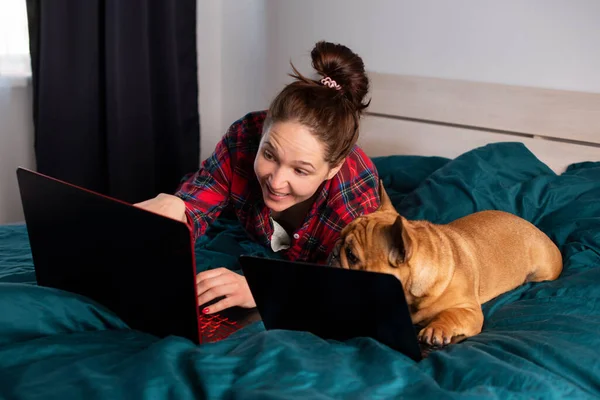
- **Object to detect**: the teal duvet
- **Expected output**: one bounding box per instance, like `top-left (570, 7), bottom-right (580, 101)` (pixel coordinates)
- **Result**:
top-left (0, 142), bottom-right (599, 399)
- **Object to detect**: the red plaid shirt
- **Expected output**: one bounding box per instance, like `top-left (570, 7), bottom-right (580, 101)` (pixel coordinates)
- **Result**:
top-left (175, 111), bottom-right (380, 264)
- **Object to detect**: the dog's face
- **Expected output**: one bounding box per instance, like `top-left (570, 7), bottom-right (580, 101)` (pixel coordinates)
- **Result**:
top-left (331, 180), bottom-right (411, 277)
top-left (331, 181), bottom-right (439, 301)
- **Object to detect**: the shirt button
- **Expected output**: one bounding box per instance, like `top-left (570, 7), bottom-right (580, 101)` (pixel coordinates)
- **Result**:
top-left (293, 233), bottom-right (300, 240)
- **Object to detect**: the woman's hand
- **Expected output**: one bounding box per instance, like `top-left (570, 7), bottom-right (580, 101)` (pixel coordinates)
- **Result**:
top-left (196, 268), bottom-right (256, 314)
top-left (134, 193), bottom-right (187, 223)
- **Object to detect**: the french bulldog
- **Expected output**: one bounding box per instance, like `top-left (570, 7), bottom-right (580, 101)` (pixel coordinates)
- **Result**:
top-left (331, 181), bottom-right (563, 346)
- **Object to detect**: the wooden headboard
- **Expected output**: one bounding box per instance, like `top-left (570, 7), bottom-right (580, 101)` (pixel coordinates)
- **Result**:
top-left (358, 72), bottom-right (600, 173)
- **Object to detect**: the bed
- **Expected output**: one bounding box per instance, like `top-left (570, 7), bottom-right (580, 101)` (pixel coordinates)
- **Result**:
top-left (1, 73), bottom-right (599, 399)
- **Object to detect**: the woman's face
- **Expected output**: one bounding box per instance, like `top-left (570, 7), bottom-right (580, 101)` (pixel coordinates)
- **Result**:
top-left (253, 120), bottom-right (342, 213)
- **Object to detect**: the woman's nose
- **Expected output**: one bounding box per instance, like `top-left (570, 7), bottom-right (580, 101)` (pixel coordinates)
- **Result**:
top-left (269, 167), bottom-right (287, 189)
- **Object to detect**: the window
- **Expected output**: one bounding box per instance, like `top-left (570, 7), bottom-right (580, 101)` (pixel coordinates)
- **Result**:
top-left (0, 1), bottom-right (32, 78)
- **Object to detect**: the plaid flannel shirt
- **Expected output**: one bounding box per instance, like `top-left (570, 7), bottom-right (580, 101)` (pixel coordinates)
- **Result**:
top-left (175, 111), bottom-right (380, 264)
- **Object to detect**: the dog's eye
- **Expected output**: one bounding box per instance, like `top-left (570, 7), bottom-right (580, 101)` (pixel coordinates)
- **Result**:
top-left (345, 247), bottom-right (359, 264)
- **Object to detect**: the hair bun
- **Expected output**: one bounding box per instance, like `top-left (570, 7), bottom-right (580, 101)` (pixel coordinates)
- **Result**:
top-left (310, 41), bottom-right (370, 112)
top-left (274, 41), bottom-right (372, 165)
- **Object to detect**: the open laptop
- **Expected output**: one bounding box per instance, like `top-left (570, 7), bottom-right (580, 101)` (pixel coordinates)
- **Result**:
top-left (239, 255), bottom-right (465, 361)
top-left (16, 167), bottom-right (259, 344)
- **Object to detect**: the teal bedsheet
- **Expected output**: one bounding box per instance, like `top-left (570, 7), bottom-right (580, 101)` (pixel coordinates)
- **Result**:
top-left (0, 142), bottom-right (599, 399)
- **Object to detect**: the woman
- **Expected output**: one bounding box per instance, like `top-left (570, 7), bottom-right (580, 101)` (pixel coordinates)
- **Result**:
top-left (136, 41), bottom-right (381, 314)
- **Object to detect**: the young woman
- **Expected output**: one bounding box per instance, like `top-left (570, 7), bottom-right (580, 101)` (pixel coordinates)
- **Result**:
top-left (135, 41), bottom-right (381, 314)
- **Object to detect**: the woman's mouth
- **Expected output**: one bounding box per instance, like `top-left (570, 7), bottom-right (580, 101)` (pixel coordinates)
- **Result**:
top-left (266, 184), bottom-right (290, 200)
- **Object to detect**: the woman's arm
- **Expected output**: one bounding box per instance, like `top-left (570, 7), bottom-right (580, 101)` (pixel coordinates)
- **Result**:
top-left (174, 134), bottom-right (232, 240)
top-left (135, 130), bottom-right (233, 240)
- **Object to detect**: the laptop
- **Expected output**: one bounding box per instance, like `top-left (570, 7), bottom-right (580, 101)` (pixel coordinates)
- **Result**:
top-left (15, 167), bottom-right (259, 344)
top-left (239, 255), bottom-right (465, 361)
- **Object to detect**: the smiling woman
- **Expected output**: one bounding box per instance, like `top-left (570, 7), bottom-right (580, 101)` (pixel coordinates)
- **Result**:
top-left (254, 121), bottom-right (338, 214)
top-left (135, 41), bottom-right (381, 314)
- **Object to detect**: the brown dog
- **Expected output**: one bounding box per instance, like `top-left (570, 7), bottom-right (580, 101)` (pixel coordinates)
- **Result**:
top-left (331, 181), bottom-right (563, 346)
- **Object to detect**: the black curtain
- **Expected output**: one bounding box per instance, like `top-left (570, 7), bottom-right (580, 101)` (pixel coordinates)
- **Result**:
top-left (25, 0), bottom-right (200, 203)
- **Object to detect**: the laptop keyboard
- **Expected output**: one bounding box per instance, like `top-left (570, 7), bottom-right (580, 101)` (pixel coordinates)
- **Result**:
top-left (198, 313), bottom-right (242, 343)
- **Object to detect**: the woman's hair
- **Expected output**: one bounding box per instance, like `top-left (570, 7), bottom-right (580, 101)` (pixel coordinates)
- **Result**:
top-left (265, 41), bottom-right (370, 167)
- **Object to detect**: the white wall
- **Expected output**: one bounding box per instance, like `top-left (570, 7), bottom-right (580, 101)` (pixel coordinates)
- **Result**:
top-left (197, 0), bottom-right (271, 161)
top-left (197, 0), bottom-right (600, 161)
top-left (196, 0), bottom-right (223, 164)
top-left (0, 81), bottom-right (35, 224)
top-left (263, 0), bottom-right (600, 95)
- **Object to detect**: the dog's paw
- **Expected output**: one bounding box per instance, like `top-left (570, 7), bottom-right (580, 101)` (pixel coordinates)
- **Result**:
top-left (417, 324), bottom-right (457, 347)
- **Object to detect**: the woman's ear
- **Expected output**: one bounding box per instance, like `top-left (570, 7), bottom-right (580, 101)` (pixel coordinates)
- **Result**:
top-left (326, 161), bottom-right (344, 180)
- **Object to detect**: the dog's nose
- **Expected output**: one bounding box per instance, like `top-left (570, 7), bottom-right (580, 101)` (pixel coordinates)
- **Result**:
top-left (327, 246), bottom-right (342, 268)
top-left (327, 238), bottom-right (344, 267)
top-left (327, 252), bottom-right (340, 268)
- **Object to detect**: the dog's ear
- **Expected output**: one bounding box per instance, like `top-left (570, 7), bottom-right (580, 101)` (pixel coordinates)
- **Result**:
top-left (388, 215), bottom-right (412, 266)
top-left (390, 215), bottom-right (435, 297)
top-left (401, 218), bottom-right (436, 297)
top-left (378, 180), bottom-right (396, 213)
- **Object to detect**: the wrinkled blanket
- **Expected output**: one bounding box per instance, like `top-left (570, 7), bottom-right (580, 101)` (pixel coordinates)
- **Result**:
top-left (1, 142), bottom-right (599, 399)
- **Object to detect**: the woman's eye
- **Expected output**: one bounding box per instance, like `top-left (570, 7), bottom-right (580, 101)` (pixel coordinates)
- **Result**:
top-left (345, 247), bottom-right (358, 264)
top-left (295, 169), bottom-right (308, 176)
